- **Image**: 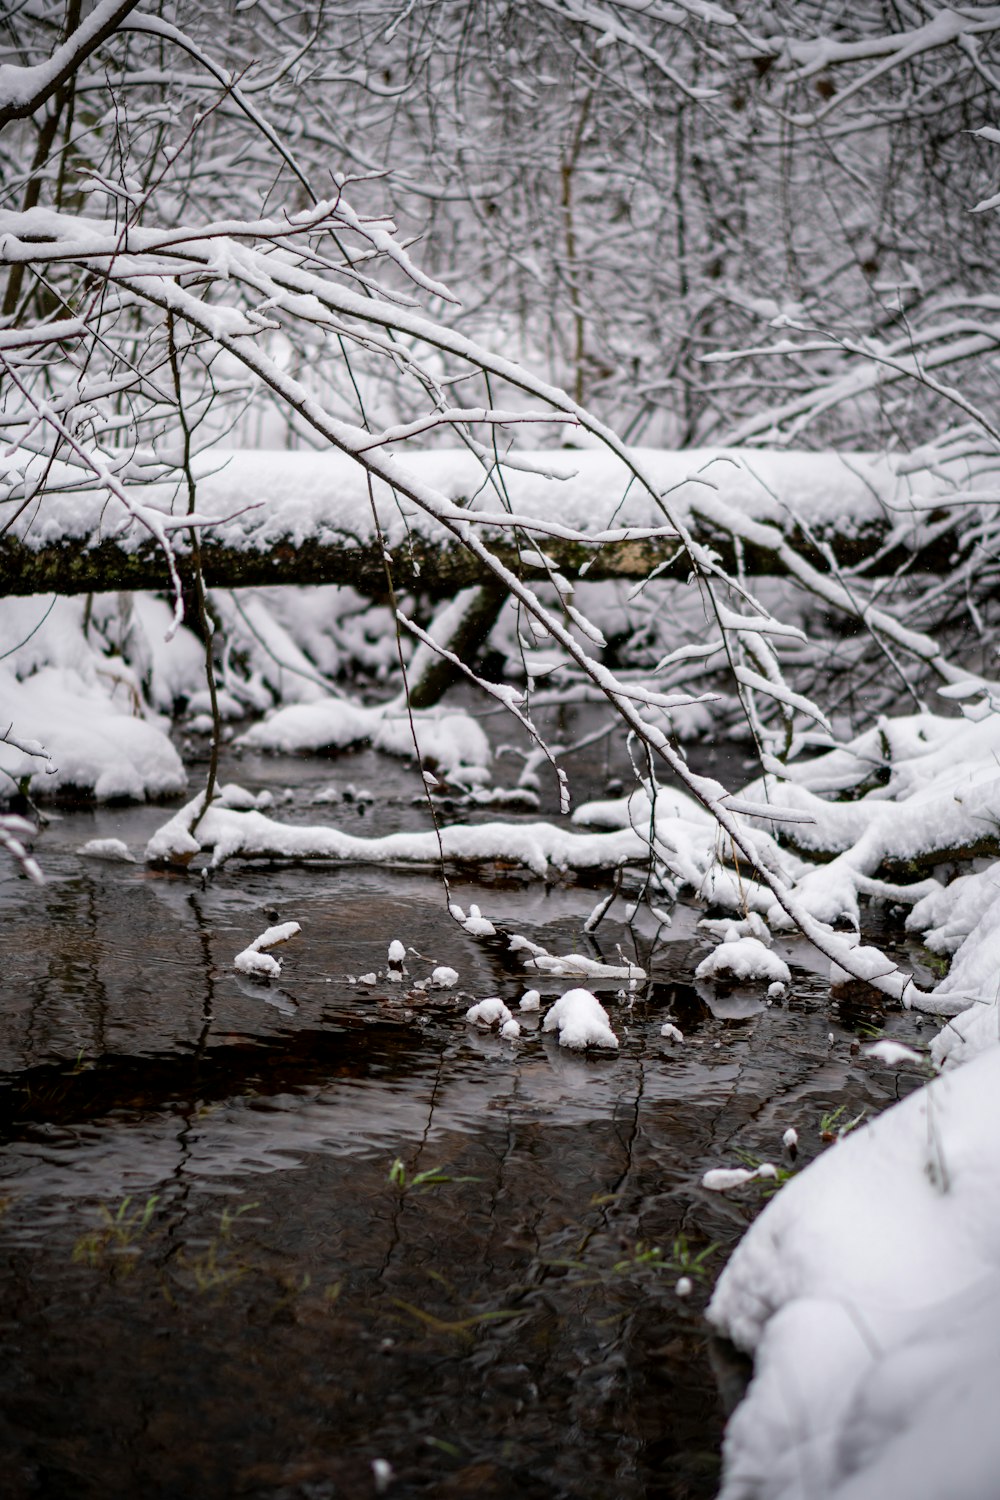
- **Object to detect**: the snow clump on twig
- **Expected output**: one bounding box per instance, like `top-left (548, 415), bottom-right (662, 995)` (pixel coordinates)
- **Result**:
top-left (455, 903), bottom-right (496, 937)
top-left (234, 920), bottom-right (301, 979)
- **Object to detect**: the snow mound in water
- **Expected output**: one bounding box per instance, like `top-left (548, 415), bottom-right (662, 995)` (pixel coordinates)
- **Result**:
top-left (695, 935), bottom-right (790, 987)
top-left (542, 988), bottom-right (618, 1051)
top-left (707, 1046), bottom-right (1000, 1500)
top-left (77, 838), bottom-right (136, 862)
top-left (465, 997), bottom-right (513, 1029)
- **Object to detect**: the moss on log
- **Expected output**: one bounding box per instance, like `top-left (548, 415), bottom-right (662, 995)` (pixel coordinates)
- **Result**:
top-left (0, 515), bottom-right (960, 599)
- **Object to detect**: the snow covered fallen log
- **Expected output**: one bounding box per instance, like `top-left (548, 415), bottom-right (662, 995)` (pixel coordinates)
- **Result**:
top-left (2, 445), bottom-right (980, 597)
top-left (145, 790), bottom-right (652, 875)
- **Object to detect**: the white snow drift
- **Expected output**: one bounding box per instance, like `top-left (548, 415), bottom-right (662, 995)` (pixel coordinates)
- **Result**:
top-left (707, 1046), bottom-right (1000, 1500)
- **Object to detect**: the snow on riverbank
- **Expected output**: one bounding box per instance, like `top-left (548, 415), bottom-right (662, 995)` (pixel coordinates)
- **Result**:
top-left (0, 587), bottom-right (492, 797)
top-left (237, 695), bottom-right (491, 782)
top-left (0, 597), bottom-right (187, 801)
top-left (707, 1046), bottom-right (1000, 1500)
top-left (696, 711), bottom-right (1000, 1496)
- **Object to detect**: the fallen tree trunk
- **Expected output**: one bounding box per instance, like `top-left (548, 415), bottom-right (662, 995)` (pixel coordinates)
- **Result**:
top-left (0, 529), bottom-right (692, 597)
top-left (0, 516), bottom-right (966, 597)
top-left (0, 445), bottom-right (981, 597)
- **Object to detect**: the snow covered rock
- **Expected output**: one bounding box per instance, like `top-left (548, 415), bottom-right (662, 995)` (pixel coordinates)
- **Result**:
top-left (465, 997), bottom-right (513, 1030)
top-left (542, 989), bottom-right (618, 1051)
top-left (695, 936), bottom-right (790, 987)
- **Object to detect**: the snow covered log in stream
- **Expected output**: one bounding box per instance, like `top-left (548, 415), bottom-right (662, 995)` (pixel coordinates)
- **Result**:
top-left (1, 445), bottom-right (987, 599)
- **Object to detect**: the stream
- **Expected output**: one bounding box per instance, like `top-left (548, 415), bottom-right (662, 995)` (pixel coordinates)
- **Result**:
top-left (0, 723), bottom-right (929, 1499)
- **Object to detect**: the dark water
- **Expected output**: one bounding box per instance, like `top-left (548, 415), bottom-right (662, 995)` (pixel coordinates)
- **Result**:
top-left (0, 739), bottom-right (928, 1499)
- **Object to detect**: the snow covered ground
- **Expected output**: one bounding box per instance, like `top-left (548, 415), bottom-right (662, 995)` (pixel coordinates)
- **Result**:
top-left (707, 1046), bottom-right (1000, 1500)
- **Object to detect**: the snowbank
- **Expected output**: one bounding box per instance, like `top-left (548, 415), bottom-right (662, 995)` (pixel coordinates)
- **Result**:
top-left (238, 695), bottom-right (492, 782)
top-left (707, 1046), bottom-right (1000, 1500)
top-left (0, 594), bottom-right (193, 802)
top-left (0, 663), bottom-right (185, 801)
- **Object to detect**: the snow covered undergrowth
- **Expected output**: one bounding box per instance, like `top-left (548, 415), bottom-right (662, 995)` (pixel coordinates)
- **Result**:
top-left (0, 596), bottom-right (187, 800)
top-left (737, 709), bottom-right (1000, 930)
top-left (0, 586), bottom-right (492, 798)
top-left (910, 868), bottom-right (1000, 1068)
top-left (707, 1046), bottom-right (1000, 1500)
